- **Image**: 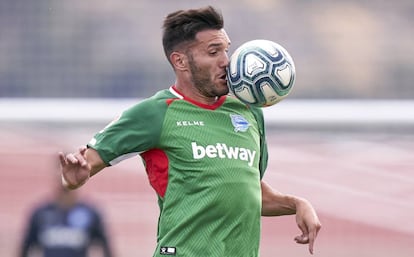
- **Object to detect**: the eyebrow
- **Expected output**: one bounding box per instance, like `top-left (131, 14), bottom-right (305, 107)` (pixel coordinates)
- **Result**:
top-left (208, 43), bottom-right (224, 48)
top-left (208, 41), bottom-right (231, 49)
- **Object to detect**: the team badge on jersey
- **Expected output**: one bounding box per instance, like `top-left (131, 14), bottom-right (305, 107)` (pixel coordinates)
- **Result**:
top-left (230, 114), bottom-right (250, 132)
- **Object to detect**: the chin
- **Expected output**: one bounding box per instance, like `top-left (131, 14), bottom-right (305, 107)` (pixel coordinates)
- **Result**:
top-left (215, 87), bottom-right (229, 97)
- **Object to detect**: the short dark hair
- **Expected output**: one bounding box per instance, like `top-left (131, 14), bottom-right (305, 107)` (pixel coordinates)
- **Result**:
top-left (162, 6), bottom-right (224, 64)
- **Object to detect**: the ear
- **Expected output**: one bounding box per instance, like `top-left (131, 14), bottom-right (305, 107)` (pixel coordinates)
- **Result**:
top-left (170, 52), bottom-right (187, 71)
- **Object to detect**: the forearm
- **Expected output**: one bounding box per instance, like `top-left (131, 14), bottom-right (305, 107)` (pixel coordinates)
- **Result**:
top-left (260, 180), bottom-right (322, 254)
top-left (261, 180), bottom-right (303, 216)
top-left (261, 184), bottom-right (294, 216)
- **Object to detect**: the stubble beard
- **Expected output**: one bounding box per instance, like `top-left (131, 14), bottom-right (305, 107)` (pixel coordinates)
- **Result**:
top-left (189, 60), bottom-right (229, 98)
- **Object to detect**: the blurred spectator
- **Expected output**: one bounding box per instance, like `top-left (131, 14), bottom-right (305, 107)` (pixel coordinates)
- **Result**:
top-left (19, 183), bottom-right (112, 257)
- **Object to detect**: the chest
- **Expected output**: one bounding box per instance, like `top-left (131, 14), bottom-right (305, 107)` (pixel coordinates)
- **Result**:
top-left (159, 102), bottom-right (261, 169)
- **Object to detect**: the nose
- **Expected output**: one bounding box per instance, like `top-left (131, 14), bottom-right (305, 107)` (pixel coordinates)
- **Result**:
top-left (221, 52), bottom-right (230, 68)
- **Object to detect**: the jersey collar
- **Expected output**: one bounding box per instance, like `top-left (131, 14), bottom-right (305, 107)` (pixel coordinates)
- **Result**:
top-left (169, 85), bottom-right (226, 110)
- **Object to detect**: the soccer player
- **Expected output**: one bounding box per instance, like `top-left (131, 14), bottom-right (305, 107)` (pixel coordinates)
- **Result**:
top-left (19, 183), bottom-right (112, 257)
top-left (59, 6), bottom-right (321, 257)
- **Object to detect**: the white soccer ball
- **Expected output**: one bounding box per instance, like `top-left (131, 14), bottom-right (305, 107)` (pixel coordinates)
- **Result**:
top-left (227, 39), bottom-right (296, 107)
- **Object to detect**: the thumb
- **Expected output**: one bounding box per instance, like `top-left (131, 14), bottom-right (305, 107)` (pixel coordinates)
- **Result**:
top-left (295, 221), bottom-right (310, 244)
top-left (294, 234), bottom-right (309, 244)
top-left (79, 145), bottom-right (88, 154)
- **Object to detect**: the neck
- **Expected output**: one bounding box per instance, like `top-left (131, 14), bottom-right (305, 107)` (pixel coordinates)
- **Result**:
top-left (174, 83), bottom-right (218, 105)
top-left (172, 85), bottom-right (225, 110)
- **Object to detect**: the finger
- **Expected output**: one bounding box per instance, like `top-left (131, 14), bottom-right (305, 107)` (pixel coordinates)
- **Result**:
top-left (77, 146), bottom-right (89, 166)
top-left (297, 221), bottom-right (309, 240)
top-left (297, 216), bottom-right (309, 232)
top-left (308, 230), bottom-right (316, 254)
top-left (308, 223), bottom-right (321, 254)
top-left (73, 152), bottom-right (88, 167)
top-left (294, 221), bottom-right (310, 244)
top-left (58, 152), bottom-right (68, 166)
top-left (79, 145), bottom-right (87, 154)
top-left (294, 234), bottom-right (309, 244)
top-left (65, 153), bottom-right (79, 164)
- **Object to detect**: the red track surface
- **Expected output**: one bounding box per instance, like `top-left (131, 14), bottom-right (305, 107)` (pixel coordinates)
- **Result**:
top-left (1, 124), bottom-right (413, 257)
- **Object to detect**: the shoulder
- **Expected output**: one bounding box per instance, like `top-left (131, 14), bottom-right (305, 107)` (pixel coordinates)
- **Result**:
top-left (131, 88), bottom-right (176, 110)
top-left (70, 202), bottom-right (102, 219)
top-left (123, 89), bottom-right (176, 118)
top-left (226, 96), bottom-right (264, 119)
top-left (32, 202), bottom-right (55, 213)
top-left (248, 105), bottom-right (264, 123)
top-left (77, 202), bottom-right (100, 213)
top-left (28, 202), bottom-right (56, 220)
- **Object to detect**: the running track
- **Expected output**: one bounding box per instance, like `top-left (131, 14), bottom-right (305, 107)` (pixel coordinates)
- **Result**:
top-left (0, 123), bottom-right (413, 257)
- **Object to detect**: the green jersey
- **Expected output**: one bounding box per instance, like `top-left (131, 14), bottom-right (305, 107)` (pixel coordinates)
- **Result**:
top-left (88, 86), bottom-right (269, 257)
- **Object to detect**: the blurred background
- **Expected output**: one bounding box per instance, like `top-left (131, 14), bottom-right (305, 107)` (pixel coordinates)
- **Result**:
top-left (0, 0), bottom-right (413, 256)
top-left (1, 0), bottom-right (413, 99)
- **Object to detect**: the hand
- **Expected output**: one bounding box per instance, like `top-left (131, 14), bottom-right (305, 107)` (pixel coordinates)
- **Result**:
top-left (58, 146), bottom-right (91, 189)
top-left (294, 198), bottom-right (322, 254)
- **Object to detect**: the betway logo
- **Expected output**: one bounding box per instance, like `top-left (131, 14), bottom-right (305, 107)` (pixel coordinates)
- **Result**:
top-left (191, 142), bottom-right (256, 167)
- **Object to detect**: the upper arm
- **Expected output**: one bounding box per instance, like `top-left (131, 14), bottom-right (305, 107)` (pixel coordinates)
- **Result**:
top-left (87, 98), bottom-right (167, 166)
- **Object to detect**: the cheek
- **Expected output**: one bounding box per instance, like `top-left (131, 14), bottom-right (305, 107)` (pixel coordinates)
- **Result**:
top-left (192, 62), bottom-right (212, 78)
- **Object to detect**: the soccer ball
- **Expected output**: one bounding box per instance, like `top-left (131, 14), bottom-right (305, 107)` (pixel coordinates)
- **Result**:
top-left (226, 39), bottom-right (296, 107)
